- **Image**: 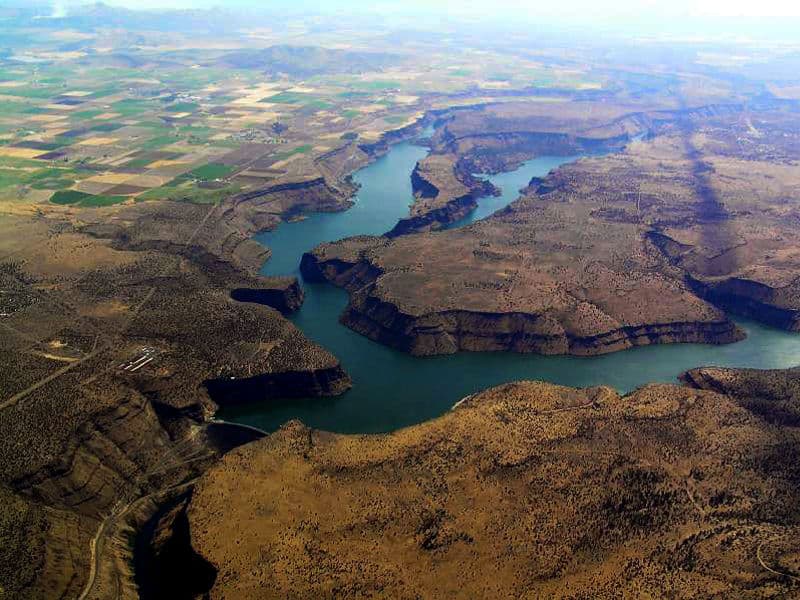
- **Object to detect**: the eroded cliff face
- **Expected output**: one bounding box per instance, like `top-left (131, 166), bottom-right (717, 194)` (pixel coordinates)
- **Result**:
top-left (187, 373), bottom-right (800, 599)
top-left (301, 214), bottom-right (743, 358)
top-left (298, 102), bottom-right (800, 357)
top-left (339, 293), bottom-right (742, 356)
top-left (686, 275), bottom-right (800, 332)
top-left (387, 155), bottom-right (498, 236)
top-left (230, 277), bottom-right (305, 313)
top-left (0, 210), bottom-right (351, 598)
top-left (223, 176), bottom-right (356, 239)
top-left (0, 371), bottom-right (210, 600)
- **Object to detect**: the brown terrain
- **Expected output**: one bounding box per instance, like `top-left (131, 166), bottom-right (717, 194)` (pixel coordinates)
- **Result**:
top-left (0, 106), bottom-right (444, 598)
top-left (187, 368), bottom-right (800, 599)
top-left (387, 153), bottom-right (498, 236)
top-left (302, 100), bottom-right (800, 356)
top-left (0, 182), bottom-right (355, 598)
top-left (2, 78), bottom-right (800, 599)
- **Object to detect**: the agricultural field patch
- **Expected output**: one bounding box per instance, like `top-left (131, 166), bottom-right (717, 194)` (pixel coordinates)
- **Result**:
top-left (0, 23), bottom-right (606, 214)
top-left (50, 189), bottom-right (127, 206)
top-left (187, 163), bottom-right (236, 180)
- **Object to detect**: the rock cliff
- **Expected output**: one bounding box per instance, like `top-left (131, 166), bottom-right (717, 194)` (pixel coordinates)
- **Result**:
top-left (186, 371), bottom-right (800, 598)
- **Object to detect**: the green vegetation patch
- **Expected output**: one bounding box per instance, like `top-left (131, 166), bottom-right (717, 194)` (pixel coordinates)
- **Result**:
top-left (87, 86), bottom-right (123, 100)
top-left (0, 156), bottom-right (45, 169)
top-left (110, 99), bottom-right (153, 117)
top-left (50, 190), bottom-right (126, 207)
top-left (140, 135), bottom-right (180, 151)
top-left (0, 169), bottom-right (28, 190)
top-left (178, 125), bottom-right (215, 144)
top-left (50, 190), bottom-right (91, 205)
top-left (0, 87), bottom-right (59, 99)
top-left (138, 182), bottom-right (240, 205)
top-left (0, 167), bottom-right (76, 190)
top-left (0, 100), bottom-right (34, 115)
top-left (72, 109), bottom-right (104, 119)
top-left (25, 167), bottom-right (79, 190)
top-left (165, 102), bottom-right (200, 113)
top-left (338, 91), bottom-right (371, 99)
top-left (188, 163), bottom-right (235, 181)
top-left (384, 116), bottom-right (409, 124)
top-left (30, 177), bottom-right (75, 190)
top-left (342, 109), bottom-right (360, 119)
top-left (352, 80), bottom-right (400, 91)
top-left (264, 92), bottom-right (330, 106)
top-left (274, 145), bottom-right (312, 160)
top-left (79, 194), bottom-right (128, 207)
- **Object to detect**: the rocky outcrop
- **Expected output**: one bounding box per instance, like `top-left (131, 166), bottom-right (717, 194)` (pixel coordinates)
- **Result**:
top-left (387, 156), bottom-right (499, 236)
top-left (687, 274), bottom-right (800, 331)
top-left (301, 225), bottom-right (744, 358)
top-left (230, 277), bottom-right (304, 313)
top-left (186, 375), bottom-right (800, 599)
top-left (339, 291), bottom-right (743, 356)
top-left (205, 364), bottom-right (351, 406)
top-left (357, 118), bottom-right (431, 158)
top-left (221, 176), bottom-right (356, 240)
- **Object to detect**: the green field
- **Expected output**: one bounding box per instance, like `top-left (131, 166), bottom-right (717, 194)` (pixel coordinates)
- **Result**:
top-left (138, 182), bottom-right (240, 205)
top-left (275, 145), bottom-right (312, 160)
top-left (50, 190), bottom-right (127, 207)
top-left (166, 102), bottom-right (200, 113)
top-left (264, 92), bottom-right (332, 109)
top-left (188, 163), bottom-right (235, 180)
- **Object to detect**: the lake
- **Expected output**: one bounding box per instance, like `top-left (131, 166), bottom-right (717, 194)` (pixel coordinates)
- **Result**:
top-left (221, 134), bottom-right (800, 434)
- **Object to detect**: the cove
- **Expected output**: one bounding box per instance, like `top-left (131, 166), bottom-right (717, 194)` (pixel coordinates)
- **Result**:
top-left (221, 136), bottom-right (800, 434)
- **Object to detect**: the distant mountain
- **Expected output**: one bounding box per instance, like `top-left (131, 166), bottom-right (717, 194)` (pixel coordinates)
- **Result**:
top-left (222, 45), bottom-right (398, 77)
top-left (4, 2), bottom-right (252, 34)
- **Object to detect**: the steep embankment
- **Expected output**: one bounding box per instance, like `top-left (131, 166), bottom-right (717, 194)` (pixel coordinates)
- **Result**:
top-left (301, 225), bottom-right (742, 358)
top-left (0, 212), bottom-right (351, 598)
top-left (186, 372), bottom-right (800, 598)
top-left (388, 155), bottom-right (498, 236)
top-left (686, 274), bottom-right (800, 332)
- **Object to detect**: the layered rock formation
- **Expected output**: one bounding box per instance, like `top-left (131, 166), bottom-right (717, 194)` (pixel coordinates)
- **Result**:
top-left (301, 215), bottom-right (742, 357)
top-left (187, 371), bottom-right (800, 598)
top-left (230, 277), bottom-right (305, 313)
top-left (302, 102), bottom-right (800, 356)
top-left (0, 204), bottom-right (350, 598)
top-left (388, 154), bottom-right (498, 236)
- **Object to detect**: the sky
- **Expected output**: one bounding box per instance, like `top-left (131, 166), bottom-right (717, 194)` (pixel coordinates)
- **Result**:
top-left (94, 0), bottom-right (800, 18)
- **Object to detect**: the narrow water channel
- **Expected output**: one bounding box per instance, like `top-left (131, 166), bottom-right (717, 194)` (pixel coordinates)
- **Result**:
top-left (220, 134), bottom-right (800, 434)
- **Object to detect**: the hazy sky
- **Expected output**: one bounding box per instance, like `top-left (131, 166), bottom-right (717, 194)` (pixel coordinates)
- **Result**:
top-left (98, 0), bottom-right (800, 18)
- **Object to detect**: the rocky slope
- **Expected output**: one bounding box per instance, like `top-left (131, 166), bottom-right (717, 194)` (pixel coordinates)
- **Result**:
top-left (301, 222), bottom-right (742, 357)
top-left (301, 102), bottom-right (800, 356)
top-left (0, 205), bottom-right (350, 598)
top-left (187, 370), bottom-right (800, 598)
top-left (388, 154), bottom-right (498, 236)
top-left (230, 277), bottom-right (305, 313)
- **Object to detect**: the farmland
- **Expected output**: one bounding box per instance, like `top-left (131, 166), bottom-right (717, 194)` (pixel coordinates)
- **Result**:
top-left (0, 18), bottom-right (617, 218)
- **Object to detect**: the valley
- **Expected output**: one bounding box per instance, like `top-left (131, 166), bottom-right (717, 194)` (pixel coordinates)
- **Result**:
top-left (1, 3), bottom-right (799, 599)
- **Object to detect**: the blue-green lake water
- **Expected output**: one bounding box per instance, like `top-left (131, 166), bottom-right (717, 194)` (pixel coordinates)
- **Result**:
top-left (221, 137), bottom-right (800, 434)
